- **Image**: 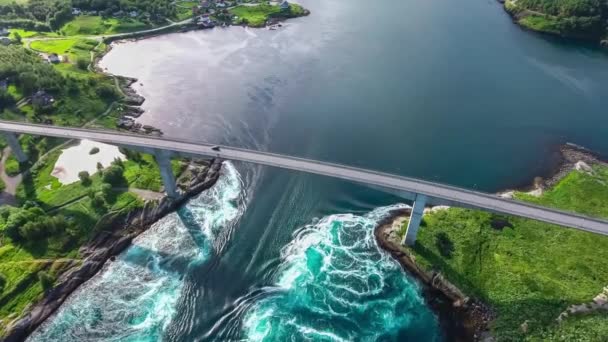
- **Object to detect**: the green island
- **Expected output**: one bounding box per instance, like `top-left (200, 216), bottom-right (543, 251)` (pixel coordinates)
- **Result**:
top-left (502, 0), bottom-right (608, 45)
top-left (384, 152), bottom-right (608, 340)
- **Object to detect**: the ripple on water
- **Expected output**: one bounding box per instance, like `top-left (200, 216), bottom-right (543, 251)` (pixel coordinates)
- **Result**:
top-left (28, 162), bottom-right (245, 342)
top-left (242, 205), bottom-right (441, 342)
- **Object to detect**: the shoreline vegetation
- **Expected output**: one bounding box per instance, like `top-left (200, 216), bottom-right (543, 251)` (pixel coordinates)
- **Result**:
top-left (376, 144), bottom-right (608, 341)
top-left (498, 0), bottom-right (608, 48)
top-left (0, 1), bottom-right (309, 339)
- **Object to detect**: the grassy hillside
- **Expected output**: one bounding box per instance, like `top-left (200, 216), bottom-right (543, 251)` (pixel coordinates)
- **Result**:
top-left (60, 15), bottom-right (151, 36)
top-left (400, 164), bottom-right (608, 340)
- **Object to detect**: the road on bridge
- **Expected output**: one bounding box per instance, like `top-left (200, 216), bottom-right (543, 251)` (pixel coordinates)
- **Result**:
top-left (1, 120), bottom-right (607, 236)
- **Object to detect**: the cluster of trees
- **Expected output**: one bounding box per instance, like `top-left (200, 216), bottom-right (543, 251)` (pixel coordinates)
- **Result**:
top-left (0, 0), bottom-right (72, 30)
top-left (517, 0), bottom-right (602, 17)
top-left (0, 204), bottom-right (70, 242)
top-left (0, 46), bottom-right (63, 99)
top-left (83, 159), bottom-right (126, 211)
top-left (72, 0), bottom-right (176, 22)
top-left (516, 0), bottom-right (607, 37)
top-left (0, 0), bottom-right (178, 31)
top-left (0, 45), bottom-right (120, 114)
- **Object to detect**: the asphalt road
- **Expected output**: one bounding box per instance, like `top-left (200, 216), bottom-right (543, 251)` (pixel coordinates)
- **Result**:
top-left (2, 120), bottom-right (608, 236)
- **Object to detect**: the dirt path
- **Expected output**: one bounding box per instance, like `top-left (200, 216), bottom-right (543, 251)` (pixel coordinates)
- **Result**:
top-left (0, 147), bottom-right (23, 206)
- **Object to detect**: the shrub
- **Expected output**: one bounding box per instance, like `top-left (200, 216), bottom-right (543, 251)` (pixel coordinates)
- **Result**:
top-left (99, 183), bottom-right (113, 199)
top-left (0, 273), bottom-right (6, 293)
top-left (89, 147), bottom-right (100, 155)
top-left (91, 192), bottom-right (106, 210)
top-left (102, 165), bottom-right (125, 186)
top-left (38, 271), bottom-right (53, 290)
top-left (435, 232), bottom-right (455, 258)
top-left (76, 57), bottom-right (89, 70)
top-left (95, 83), bottom-right (118, 100)
top-left (78, 171), bottom-right (91, 186)
top-left (5, 154), bottom-right (21, 176)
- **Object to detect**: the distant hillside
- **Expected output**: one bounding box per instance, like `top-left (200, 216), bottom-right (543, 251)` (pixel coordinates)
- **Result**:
top-left (504, 0), bottom-right (608, 45)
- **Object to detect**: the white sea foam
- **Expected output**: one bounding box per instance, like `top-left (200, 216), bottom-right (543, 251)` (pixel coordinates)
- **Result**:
top-left (29, 162), bottom-right (245, 342)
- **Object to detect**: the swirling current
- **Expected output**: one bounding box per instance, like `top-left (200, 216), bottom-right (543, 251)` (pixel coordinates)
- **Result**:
top-left (28, 164), bottom-right (441, 341)
top-left (241, 205), bottom-right (440, 341)
top-left (29, 163), bottom-right (246, 341)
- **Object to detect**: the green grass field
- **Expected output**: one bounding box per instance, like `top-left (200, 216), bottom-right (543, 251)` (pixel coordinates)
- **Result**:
top-left (0, 0), bottom-right (27, 5)
top-left (30, 38), bottom-right (96, 63)
top-left (175, 1), bottom-right (197, 21)
top-left (518, 15), bottom-right (561, 34)
top-left (60, 16), bottom-right (151, 36)
top-left (230, 3), bottom-right (306, 27)
top-left (400, 165), bottom-right (608, 340)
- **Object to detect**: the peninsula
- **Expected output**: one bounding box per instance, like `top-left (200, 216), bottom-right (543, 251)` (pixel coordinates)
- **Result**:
top-left (500, 0), bottom-right (608, 47)
top-left (377, 145), bottom-right (608, 340)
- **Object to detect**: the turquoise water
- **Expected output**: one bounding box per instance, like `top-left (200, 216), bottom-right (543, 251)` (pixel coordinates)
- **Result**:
top-left (29, 163), bottom-right (245, 341)
top-left (242, 205), bottom-right (439, 341)
top-left (31, 0), bottom-right (608, 339)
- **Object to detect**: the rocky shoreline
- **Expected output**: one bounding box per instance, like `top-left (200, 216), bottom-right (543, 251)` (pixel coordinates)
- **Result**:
top-left (4, 159), bottom-right (223, 342)
top-left (375, 143), bottom-right (606, 341)
top-left (375, 211), bottom-right (494, 341)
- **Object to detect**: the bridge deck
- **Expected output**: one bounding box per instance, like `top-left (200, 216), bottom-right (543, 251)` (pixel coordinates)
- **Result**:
top-left (1, 120), bottom-right (608, 236)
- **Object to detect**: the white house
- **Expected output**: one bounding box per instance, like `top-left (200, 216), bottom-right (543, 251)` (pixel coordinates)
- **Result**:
top-left (0, 28), bottom-right (9, 36)
top-left (129, 11), bottom-right (138, 18)
top-left (280, 1), bottom-right (290, 10)
top-left (72, 8), bottom-right (82, 15)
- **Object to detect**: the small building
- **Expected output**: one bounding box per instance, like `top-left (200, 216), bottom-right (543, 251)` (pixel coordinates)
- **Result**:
top-left (72, 8), bottom-right (82, 15)
top-left (0, 28), bottom-right (9, 37)
top-left (0, 79), bottom-right (8, 91)
top-left (197, 14), bottom-right (215, 28)
top-left (48, 53), bottom-right (61, 64)
top-left (280, 0), bottom-right (290, 10)
top-left (129, 10), bottom-right (138, 18)
top-left (32, 91), bottom-right (55, 108)
top-left (200, 1), bottom-right (211, 8)
top-left (0, 37), bottom-right (10, 46)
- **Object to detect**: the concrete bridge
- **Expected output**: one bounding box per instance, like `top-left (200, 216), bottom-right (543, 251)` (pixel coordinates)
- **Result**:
top-left (1, 121), bottom-right (608, 246)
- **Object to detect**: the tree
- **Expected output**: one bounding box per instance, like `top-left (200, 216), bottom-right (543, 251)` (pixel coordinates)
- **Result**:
top-left (13, 31), bottom-right (21, 44)
top-left (78, 171), bottom-right (91, 186)
top-left (91, 191), bottom-right (106, 210)
top-left (19, 71), bottom-right (37, 95)
top-left (102, 164), bottom-right (125, 186)
top-left (99, 182), bottom-right (112, 199)
top-left (0, 89), bottom-right (15, 111)
top-left (76, 57), bottom-right (89, 70)
top-left (95, 83), bottom-right (118, 99)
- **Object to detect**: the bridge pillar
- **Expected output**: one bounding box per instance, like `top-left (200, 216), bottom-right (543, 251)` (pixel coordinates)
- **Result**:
top-left (1, 132), bottom-right (27, 163)
top-left (401, 194), bottom-right (427, 246)
top-left (153, 150), bottom-right (178, 198)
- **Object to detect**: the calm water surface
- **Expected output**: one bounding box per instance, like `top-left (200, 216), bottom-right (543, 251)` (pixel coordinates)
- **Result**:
top-left (31, 0), bottom-right (608, 340)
